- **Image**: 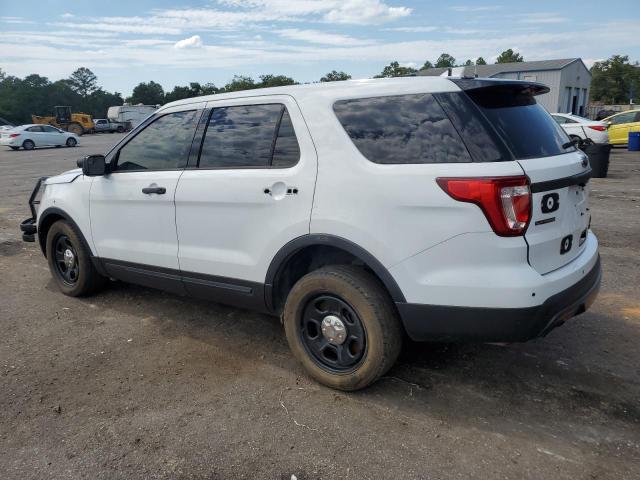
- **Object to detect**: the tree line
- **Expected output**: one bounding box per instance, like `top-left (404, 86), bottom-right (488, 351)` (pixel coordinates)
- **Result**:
top-left (1, 51), bottom-right (637, 124)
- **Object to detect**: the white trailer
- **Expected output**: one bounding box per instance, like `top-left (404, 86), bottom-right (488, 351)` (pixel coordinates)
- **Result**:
top-left (107, 105), bottom-right (158, 130)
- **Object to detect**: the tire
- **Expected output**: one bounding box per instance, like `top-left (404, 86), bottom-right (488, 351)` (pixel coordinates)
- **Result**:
top-left (283, 265), bottom-right (403, 391)
top-left (66, 137), bottom-right (77, 147)
top-left (22, 140), bottom-right (35, 150)
top-left (46, 220), bottom-right (106, 297)
top-left (116, 126), bottom-right (125, 133)
top-left (67, 123), bottom-right (84, 136)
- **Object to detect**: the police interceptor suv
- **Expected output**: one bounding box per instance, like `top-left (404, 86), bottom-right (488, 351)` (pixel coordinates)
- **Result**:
top-left (20, 77), bottom-right (601, 391)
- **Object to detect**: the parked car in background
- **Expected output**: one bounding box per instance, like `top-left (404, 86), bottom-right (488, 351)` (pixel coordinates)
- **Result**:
top-left (0, 117), bottom-right (15, 131)
top-left (551, 113), bottom-right (609, 144)
top-left (93, 119), bottom-right (126, 133)
top-left (602, 110), bottom-right (640, 145)
top-left (1, 124), bottom-right (79, 150)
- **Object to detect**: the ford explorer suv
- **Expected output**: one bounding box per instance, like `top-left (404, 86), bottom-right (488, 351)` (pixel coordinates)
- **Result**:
top-left (20, 77), bottom-right (601, 391)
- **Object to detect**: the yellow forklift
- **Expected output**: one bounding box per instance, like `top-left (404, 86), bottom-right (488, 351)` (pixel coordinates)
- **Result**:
top-left (31, 106), bottom-right (94, 135)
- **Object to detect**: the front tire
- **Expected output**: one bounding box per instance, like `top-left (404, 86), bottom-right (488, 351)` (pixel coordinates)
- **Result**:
top-left (283, 265), bottom-right (403, 391)
top-left (46, 220), bottom-right (106, 296)
top-left (66, 137), bottom-right (77, 147)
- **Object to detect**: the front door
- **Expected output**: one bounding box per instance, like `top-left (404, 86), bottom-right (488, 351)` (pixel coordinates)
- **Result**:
top-left (607, 111), bottom-right (636, 144)
top-left (174, 96), bottom-right (317, 306)
top-left (90, 107), bottom-right (202, 292)
top-left (41, 125), bottom-right (63, 145)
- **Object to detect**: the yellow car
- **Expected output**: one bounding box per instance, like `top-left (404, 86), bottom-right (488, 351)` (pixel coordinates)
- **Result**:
top-left (603, 109), bottom-right (640, 145)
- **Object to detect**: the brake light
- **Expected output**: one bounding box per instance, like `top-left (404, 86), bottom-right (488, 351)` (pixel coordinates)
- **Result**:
top-left (9, 133), bottom-right (20, 138)
top-left (436, 176), bottom-right (531, 236)
top-left (588, 125), bottom-right (607, 131)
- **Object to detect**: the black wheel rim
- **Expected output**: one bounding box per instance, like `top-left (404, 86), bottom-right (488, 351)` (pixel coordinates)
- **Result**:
top-left (53, 234), bottom-right (79, 285)
top-left (300, 294), bottom-right (367, 372)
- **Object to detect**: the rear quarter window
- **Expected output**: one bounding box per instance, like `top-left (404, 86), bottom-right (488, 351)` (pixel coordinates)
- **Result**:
top-left (333, 94), bottom-right (472, 164)
top-left (465, 86), bottom-right (572, 159)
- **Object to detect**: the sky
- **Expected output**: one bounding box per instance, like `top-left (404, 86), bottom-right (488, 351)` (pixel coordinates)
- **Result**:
top-left (1, 0), bottom-right (639, 96)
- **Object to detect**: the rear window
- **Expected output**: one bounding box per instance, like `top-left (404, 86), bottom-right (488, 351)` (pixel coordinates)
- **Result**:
top-left (465, 86), bottom-right (573, 159)
top-left (333, 94), bottom-right (471, 164)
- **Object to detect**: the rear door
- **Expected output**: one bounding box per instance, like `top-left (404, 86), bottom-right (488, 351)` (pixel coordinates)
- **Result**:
top-left (25, 125), bottom-right (46, 146)
top-left (174, 95), bottom-right (317, 301)
top-left (463, 84), bottom-right (590, 274)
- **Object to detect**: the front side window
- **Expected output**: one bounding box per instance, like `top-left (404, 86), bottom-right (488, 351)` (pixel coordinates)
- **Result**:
top-left (610, 112), bottom-right (635, 125)
top-left (199, 104), bottom-right (300, 168)
top-left (42, 125), bottom-right (59, 132)
top-left (333, 94), bottom-right (471, 164)
top-left (115, 110), bottom-right (198, 171)
top-left (27, 126), bottom-right (43, 132)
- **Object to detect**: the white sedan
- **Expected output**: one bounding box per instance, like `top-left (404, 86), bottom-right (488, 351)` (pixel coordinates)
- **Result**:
top-left (0, 124), bottom-right (80, 150)
top-left (551, 113), bottom-right (609, 144)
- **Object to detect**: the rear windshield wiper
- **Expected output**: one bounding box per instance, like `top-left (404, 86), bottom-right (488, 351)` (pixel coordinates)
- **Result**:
top-left (562, 137), bottom-right (580, 149)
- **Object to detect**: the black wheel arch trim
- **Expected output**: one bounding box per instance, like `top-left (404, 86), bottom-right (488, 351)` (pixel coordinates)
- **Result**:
top-left (264, 234), bottom-right (406, 312)
top-left (37, 207), bottom-right (107, 276)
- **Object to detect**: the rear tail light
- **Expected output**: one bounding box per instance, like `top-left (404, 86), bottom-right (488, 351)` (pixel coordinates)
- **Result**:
top-left (9, 133), bottom-right (20, 138)
top-left (588, 125), bottom-right (607, 131)
top-left (436, 176), bottom-right (531, 236)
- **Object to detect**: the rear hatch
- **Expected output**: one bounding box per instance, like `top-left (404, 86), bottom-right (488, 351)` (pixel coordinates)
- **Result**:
top-left (457, 80), bottom-right (591, 274)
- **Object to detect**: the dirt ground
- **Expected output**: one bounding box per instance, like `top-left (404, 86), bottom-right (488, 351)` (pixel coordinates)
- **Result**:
top-left (0, 134), bottom-right (638, 480)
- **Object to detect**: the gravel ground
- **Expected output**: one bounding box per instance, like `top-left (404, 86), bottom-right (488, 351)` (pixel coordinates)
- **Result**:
top-left (0, 134), bottom-right (639, 479)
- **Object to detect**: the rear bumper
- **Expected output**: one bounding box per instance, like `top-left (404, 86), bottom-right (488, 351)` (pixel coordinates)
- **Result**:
top-left (397, 256), bottom-right (601, 342)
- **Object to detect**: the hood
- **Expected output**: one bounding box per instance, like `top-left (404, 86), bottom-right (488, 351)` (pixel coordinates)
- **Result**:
top-left (44, 168), bottom-right (82, 185)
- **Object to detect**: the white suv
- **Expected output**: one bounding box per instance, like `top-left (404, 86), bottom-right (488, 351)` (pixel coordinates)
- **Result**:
top-left (20, 77), bottom-right (601, 391)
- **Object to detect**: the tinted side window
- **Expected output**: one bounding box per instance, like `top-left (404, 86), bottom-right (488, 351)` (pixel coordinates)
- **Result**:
top-left (116, 110), bottom-right (198, 171)
top-left (27, 126), bottom-right (43, 132)
top-left (333, 94), bottom-right (471, 164)
top-left (465, 87), bottom-right (571, 159)
top-left (200, 104), bottom-right (300, 168)
top-left (42, 125), bottom-right (58, 132)
top-left (435, 92), bottom-right (510, 163)
top-left (272, 109), bottom-right (300, 167)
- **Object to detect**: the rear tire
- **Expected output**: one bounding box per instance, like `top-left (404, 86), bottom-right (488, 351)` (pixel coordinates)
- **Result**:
top-left (66, 137), bottom-right (77, 147)
top-left (116, 126), bottom-right (125, 133)
top-left (22, 140), bottom-right (35, 150)
top-left (46, 220), bottom-right (106, 297)
top-left (283, 265), bottom-right (403, 391)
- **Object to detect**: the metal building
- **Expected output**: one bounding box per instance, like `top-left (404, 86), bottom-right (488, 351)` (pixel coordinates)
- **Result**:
top-left (418, 58), bottom-right (592, 115)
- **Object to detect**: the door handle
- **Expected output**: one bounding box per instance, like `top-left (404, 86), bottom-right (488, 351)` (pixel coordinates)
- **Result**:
top-left (142, 186), bottom-right (166, 194)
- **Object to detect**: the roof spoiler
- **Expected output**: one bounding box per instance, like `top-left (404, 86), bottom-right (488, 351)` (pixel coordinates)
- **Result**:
top-left (450, 78), bottom-right (550, 96)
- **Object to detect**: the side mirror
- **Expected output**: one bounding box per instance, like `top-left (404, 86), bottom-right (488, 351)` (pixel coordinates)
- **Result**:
top-left (78, 154), bottom-right (107, 176)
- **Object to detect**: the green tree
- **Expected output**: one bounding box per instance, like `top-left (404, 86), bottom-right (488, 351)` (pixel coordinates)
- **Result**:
top-left (435, 53), bottom-right (456, 68)
top-left (590, 55), bottom-right (640, 104)
top-left (258, 74), bottom-right (297, 88)
top-left (223, 75), bottom-right (257, 92)
top-left (127, 81), bottom-right (165, 105)
top-left (320, 70), bottom-right (352, 82)
top-left (421, 60), bottom-right (434, 70)
top-left (463, 59), bottom-right (473, 66)
top-left (476, 57), bottom-right (487, 65)
top-left (165, 82), bottom-right (220, 103)
top-left (374, 61), bottom-right (417, 78)
top-left (67, 67), bottom-right (98, 97)
top-left (495, 49), bottom-right (523, 64)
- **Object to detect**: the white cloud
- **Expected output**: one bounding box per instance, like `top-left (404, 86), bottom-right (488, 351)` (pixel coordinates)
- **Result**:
top-left (517, 13), bottom-right (567, 24)
top-left (276, 29), bottom-right (374, 46)
top-left (174, 35), bottom-right (203, 49)
top-left (450, 5), bottom-right (501, 12)
top-left (54, 21), bottom-right (181, 35)
top-left (385, 26), bottom-right (437, 33)
top-left (323, 0), bottom-right (411, 24)
top-left (60, 13), bottom-right (74, 18)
